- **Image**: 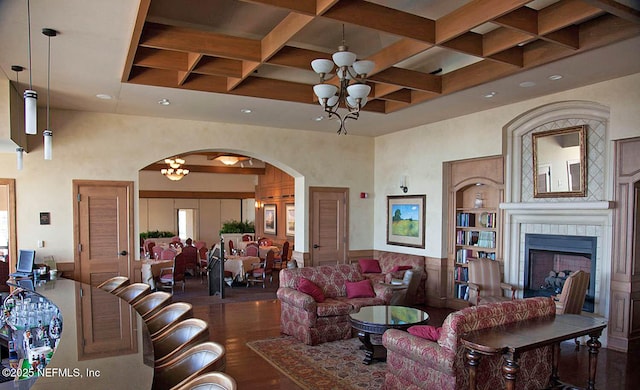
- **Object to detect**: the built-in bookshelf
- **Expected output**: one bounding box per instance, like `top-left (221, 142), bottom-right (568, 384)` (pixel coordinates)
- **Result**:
top-left (445, 156), bottom-right (504, 309)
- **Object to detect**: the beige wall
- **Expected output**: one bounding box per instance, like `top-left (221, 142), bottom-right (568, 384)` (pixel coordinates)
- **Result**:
top-left (0, 72), bottom-right (638, 266)
top-left (374, 73), bottom-right (640, 258)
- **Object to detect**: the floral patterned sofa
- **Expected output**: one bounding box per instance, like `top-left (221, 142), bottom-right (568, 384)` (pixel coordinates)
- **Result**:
top-left (383, 297), bottom-right (555, 390)
top-left (359, 251), bottom-right (427, 304)
top-left (277, 264), bottom-right (393, 345)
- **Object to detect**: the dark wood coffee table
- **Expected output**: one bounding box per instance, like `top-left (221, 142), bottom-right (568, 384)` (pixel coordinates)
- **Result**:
top-left (349, 305), bottom-right (429, 365)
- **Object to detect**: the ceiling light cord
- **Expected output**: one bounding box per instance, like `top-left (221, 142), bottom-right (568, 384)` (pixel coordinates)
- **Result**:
top-left (27, 0), bottom-right (32, 89)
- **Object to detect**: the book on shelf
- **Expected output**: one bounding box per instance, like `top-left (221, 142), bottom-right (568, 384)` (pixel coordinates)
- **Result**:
top-left (454, 266), bottom-right (469, 282)
top-left (456, 249), bottom-right (472, 263)
top-left (477, 251), bottom-right (497, 260)
top-left (456, 284), bottom-right (469, 300)
top-left (476, 231), bottom-right (496, 248)
top-left (456, 212), bottom-right (476, 227)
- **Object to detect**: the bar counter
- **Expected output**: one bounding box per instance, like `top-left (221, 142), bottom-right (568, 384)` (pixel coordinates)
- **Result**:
top-left (2, 278), bottom-right (153, 389)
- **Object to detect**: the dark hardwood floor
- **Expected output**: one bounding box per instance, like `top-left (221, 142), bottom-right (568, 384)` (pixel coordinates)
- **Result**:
top-left (173, 273), bottom-right (638, 389)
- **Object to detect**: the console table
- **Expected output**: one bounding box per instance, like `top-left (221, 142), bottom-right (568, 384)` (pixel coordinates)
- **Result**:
top-left (460, 314), bottom-right (607, 390)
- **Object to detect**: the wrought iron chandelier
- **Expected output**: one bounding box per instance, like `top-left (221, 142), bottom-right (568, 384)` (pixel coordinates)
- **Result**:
top-left (311, 26), bottom-right (374, 135)
top-left (161, 158), bottom-right (189, 181)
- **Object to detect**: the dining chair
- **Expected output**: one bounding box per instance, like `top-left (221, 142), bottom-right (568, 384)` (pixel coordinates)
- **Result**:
top-left (96, 276), bottom-right (130, 294)
top-left (227, 239), bottom-right (235, 254)
top-left (152, 341), bottom-right (227, 390)
top-left (181, 245), bottom-right (199, 277)
top-left (153, 318), bottom-right (210, 366)
top-left (145, 241), bottom-right (156, 259)
top-left (171, 372), bottom-right (237, 390)
top-left (241, 234), bottom-right (252, 242)
top-left (159, 247), bottom-right (178, 260)
top-left (245, 250), bottom-right (275, 288)
top-left (273, 241), bottom-right (289, 270)
top-left (152, 245), bottom-right (163, 260)
top-left (158, 252), bottom-right (187, 293)
top-left (467, 258), bottom-right (516, 305)
top-left (132, 291), bottom-right (172, 320)
top-left (194, 240), bottom-right (207, 250)
top-left (114, 283), bottom-right (151, 305)
top-left (258, 238), bottom-right (272, 246)
top-left (244, 242), bottom-right (259, 257)
top-left (146, 302), bottom-right (193, 340)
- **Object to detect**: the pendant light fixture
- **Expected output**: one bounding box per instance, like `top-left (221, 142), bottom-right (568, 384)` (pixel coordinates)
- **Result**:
top-left (42, 28), bottom-right (57, 161)
top-left (12, 65), bottom-right (26, 170)
top-left (24, 0), bottom-right (37, 135)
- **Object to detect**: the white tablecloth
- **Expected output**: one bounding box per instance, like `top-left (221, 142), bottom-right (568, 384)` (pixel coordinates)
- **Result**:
top-left (224, 256), bottom-right (260, 281)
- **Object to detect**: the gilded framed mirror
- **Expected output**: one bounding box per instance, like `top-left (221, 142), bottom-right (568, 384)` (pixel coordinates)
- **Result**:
top-left (532, 125), bottom-right (587, 198)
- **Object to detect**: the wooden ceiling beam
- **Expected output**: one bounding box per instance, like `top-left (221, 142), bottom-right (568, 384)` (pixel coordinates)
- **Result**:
top-left (369, 67), bottom-right (441, 94)
top-left (488, 46), bottom-right (523, 67)
top-left (122, 0), bottom-right (151, 82)
top-left (267, 46), bottom-right (329, 70)
top-left (237, 0), bottom-right (318, 15)
top-left (193, 57), bottom-right (244, 78)
top-left (140, 22), bottom-right (262, 62)
top-left (366, 39), bottom-right (434, 76)
top-left (581, 0), bottom-right (640, 24)
top-left (442, 60), bottom-right (519, 95)
top-left (483, 27), bottom-right (534, 56)
top-left (537, 0), bottom-right (604, 35)
top-left (321, 0), bottom-right (435, 43)
top-left (133, 47), bottom-right (187, 71)
top-left (436, 0), bottom-right (531, 43)
top-left (227, 77), bottom-right (316, 104)
top-left (178, 52), bottom-right (202, 85)
top-left (377, 89), bottom-right (412, 103)
top-left (494, 7), bottom-right (538, 35)
top-left (372, 83), bottom-right (403, 99)
top-left (439, 31), bottom-right (483, 57)
top-left (541, 25), bottom-right (580, 49)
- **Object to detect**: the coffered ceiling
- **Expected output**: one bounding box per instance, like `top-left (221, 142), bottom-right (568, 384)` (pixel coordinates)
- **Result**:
top-left (1, 0), bottom-right (639, 140)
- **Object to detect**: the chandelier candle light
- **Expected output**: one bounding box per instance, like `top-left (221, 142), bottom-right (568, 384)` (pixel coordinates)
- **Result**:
top-left (311, 26), bottom-right (374, 135)
top-left (161, 158), bottom-right (189, 181)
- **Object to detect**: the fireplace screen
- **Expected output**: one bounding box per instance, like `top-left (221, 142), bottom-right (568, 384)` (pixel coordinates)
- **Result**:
top-left (524, 234), bottom-right (596, 313)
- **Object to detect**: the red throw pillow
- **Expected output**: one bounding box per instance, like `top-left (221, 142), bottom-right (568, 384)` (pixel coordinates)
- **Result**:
top-left (298, 277), bottom-right (325, 302)
top-left (391, 265), bottom-right (413, 273)
top-left (345, 280), bottom-right (375, 298)
top-left (408, 325), bottom-right (442, 341)
top-left (358, 259), bottom-right (382, 273)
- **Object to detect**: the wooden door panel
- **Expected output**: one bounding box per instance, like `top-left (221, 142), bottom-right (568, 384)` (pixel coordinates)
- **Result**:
top-left (311, 188), bottom-right (348, 266)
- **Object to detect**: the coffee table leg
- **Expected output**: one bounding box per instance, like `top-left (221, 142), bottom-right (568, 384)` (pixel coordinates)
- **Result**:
top-left (550, 342), bottom-right (560, 386)
top-left (465, 349), bottom-right (481, 390)
top-left (502, 353), bottom-right (519, 390)
top-left (357, 331), bottom-right (386, 365)
top-left (586, 334), bottom-right (602, 390)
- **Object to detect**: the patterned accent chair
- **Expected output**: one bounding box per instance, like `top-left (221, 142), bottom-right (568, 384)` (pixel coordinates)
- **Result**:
top-left (277, 264), bottom-right (394, 345)
top-left (383, 297), bottom-right (555, 390)
top-left (360, 251), bottom-right (427, 304)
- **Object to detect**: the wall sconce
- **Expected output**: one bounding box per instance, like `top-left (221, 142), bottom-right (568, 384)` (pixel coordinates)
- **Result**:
top-left (255, 200), bottom-right (263, 209)
top-left (400, 175), bottom-right (408, 193)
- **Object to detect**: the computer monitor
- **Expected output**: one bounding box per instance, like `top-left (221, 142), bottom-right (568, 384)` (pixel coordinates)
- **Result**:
top-left (11, 249), bottom-right (36, 277)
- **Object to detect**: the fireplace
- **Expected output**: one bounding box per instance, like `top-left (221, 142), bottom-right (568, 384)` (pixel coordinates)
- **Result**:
top-left (524, 234), bottom-right (596, 312)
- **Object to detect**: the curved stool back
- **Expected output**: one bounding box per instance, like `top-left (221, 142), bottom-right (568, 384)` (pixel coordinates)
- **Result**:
top-left (172, 372), bottom-right (237, 390)
top-left (114, 283), bottom-right (151, 305)
top-left (96, 276), bottom-right (129, 294)
top-left (146, 302), bottom-right (193, 339)
top-left (153, 318), bottom-right (209, 366)
top-left (153, 341), bottom-right (226, 390)
top-left (132, 291), bottom-right (172, 320)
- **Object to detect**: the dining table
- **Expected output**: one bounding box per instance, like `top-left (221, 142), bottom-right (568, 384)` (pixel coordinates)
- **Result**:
top-left (224, 255), bottom-right (261, 281)
top-left (235, 242), bottom-right (279, 258)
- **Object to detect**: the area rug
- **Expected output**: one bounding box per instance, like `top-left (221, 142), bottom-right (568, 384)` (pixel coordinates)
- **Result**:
top-left (247, 336), bottom-right (386, 390)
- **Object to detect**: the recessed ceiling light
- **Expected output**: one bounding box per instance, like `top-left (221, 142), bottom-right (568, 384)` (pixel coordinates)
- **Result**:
top-left (519, 81), bottom-right (536, 88)
top-left (240, 108), bottom-right (252, 114)
top-left (96, 93), bottom-right (112, 100)
top-left (549, 74), bottom-right (563, 81)
top-left (158, 98), bottom-right (170, 106)
top-left (314, 115), bottom-right (324, 121)
top-left (483, 91), bottom-right (497, 98)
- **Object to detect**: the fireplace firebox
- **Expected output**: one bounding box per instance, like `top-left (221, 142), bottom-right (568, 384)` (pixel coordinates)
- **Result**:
top-left (524, 234), bottom-right (596, 312)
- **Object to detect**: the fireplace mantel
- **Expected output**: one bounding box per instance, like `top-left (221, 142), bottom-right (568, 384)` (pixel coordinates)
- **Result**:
top-left (500, 201), bottom-right (614, 210)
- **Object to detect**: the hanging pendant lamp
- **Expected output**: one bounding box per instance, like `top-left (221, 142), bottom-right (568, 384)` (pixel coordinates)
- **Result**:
top-left (24, 0), bottom-right (37, 135)
top-left (42, 28), bottom-right (57, 160)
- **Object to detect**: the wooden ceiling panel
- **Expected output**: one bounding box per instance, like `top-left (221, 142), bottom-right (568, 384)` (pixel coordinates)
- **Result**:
top-left (122, 0), bottom-right (640, 117)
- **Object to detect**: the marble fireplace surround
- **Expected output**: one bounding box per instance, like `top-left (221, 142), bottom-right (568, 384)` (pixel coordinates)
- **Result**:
top-left (501, 101), bottom-right (613, 346)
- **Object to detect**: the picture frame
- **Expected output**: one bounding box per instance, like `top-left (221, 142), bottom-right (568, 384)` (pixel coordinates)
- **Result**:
top-left (386, 195), bottom-right (425, 248)
top-left (40, 212), bottom-right (51, 225)
top-left (263, 204), bottom-right (277, 235)
top-left (285, 204), bottom-right (295, 236)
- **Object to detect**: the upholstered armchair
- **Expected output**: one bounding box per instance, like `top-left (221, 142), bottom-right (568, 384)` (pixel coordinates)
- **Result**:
top-left (467, 258), bottom-right (516, 305)
top-left (554, 270), bottom-right (589, 315)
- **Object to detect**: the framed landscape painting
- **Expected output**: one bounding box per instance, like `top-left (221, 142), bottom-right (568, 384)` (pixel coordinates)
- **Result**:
top-left (264, 204), bottom-right (277, 235)
top-left (285, 204), bottom-right (295, 236)
top-left (387, 195), bottom-right (425, 248)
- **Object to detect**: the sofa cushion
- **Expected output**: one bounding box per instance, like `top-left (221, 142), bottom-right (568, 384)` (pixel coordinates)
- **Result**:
top-left (390, 265), bottom-right (413, 273)
top-left (346, 279), bottom-right (375, 298)
top-left (298, 277), bottom-right (325, 302)
top-left (359, 259), bottom-right (382, 273)
top-left (408, 325), bottom-right (441, 341)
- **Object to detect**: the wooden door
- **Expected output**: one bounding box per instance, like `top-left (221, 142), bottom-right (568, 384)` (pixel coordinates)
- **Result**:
top-left (74, 180), bottom-right (133, 285)
top-left (310, 187), bottom-right (348, 266)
